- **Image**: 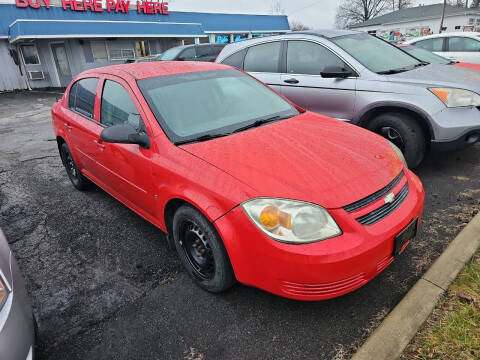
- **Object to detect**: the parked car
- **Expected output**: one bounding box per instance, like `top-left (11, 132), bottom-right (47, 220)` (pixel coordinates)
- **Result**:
top-left (52, 62), bottom-right (425, 301)
top-left (398, 44), bottom-right (480, 71)
top-left (155, 43), bottom-right (226, 62)
top-left (216, 29), bottom-right (480, 167)
top-left (0, 229), bottom-right (36, 359)
top-left (404, 32), bottom-right (480, 64)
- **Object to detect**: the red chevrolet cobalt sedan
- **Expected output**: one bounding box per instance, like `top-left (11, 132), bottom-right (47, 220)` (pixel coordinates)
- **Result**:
top-left (52, 62), bottom-right (424, 300)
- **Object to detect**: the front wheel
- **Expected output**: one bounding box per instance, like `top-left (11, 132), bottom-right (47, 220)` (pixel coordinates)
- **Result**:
top-left (173, 205), bottom-right (236, 293)
top-left (367, 112), bottom-right (426, 168)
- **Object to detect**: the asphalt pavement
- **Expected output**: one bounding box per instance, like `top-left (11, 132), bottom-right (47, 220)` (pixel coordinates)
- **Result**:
top-left (0, 92), bottom-right (479, 360)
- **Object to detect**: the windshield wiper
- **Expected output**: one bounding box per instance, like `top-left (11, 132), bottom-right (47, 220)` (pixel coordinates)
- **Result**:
top-left (378, 62), bottom-right (428, 75)
top-left (232, 115), bottom-right (293, 134)
top-left (175, 133), bottom-right (229, 145)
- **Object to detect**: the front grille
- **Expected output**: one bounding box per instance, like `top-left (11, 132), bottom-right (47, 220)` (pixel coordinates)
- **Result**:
top-left (356, 183), bottom-right (409, 226)
top-left (343, 171), bottom-right (404, 213)
top-left (280, 273), bottom-right (367, 297)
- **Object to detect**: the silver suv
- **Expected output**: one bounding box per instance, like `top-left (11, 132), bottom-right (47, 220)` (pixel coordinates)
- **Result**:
top-left (216, 30), bottom-right (480, 167)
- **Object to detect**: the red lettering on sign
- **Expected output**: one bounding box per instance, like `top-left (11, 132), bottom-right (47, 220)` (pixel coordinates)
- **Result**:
top-left (43, 0), bottom-right (50, 8)
top-left (106, 0), bottom-right (115, 11)
top-left (15, 0), bottom-right (29, 7)
top-left (136, 1), bottom-right (146, 13)
top-left (84, 0), bottom-right (94, 11)
top-left (28, 0), bottom-right (41, 8)
top-left (161, 2), bottom-right (168, 14)
top-left (62, 0), bottom-right (74, 10)
top-left (115, 0), bottom-right (128, 13)
top-left (93, 0), bottom-right (103, 12)
top-left (73, 0), bottom-right (84, 11)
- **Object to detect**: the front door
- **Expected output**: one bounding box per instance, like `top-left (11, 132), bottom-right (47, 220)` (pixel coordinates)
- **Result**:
top-left (96, 77), bottom-right (156, 216)
top-left (51, 43), bottom-right (72, 87)
top-left (280, 40), bottom-right (356, 121)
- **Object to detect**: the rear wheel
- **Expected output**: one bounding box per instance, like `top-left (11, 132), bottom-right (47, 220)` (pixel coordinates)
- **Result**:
top-left (173, 205), bottom-right (236, 293)
top-left (60, 143), bottom-right (92, 190)
top-left (367, 112), bottom-right (426, 168)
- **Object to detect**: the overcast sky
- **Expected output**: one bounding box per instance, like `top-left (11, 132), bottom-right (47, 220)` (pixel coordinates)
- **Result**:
top-left (168, 0), bottom-right (446, 29)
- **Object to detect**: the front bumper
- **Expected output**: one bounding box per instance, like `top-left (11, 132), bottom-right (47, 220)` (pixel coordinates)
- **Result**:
top-left (0, 252), bottom-right (35, 360)
top-left (215, 169), bottom-right (425, 301)
top-left (431, 127), bottom-right (480, 152)
top-left (430, 106), bottom-right (480, 151)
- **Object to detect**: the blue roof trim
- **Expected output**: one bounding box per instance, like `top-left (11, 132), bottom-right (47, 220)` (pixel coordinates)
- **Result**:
top-left (9, 20), bottom-right (205, 42)
top-left (0, 4), bottom-right (290, 40)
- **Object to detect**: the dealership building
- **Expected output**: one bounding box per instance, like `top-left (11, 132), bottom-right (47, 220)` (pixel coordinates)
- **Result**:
top-left (0, 1), bottom-right (290, 91)
top-left (350, 4), bottom-right (480, 41)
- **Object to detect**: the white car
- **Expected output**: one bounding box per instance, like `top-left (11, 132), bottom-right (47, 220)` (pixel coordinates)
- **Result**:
top-left (405, 32), bottom-right (480, 64)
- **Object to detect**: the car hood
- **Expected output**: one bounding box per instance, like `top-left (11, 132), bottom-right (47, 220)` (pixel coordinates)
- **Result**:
top-left (180, 112), bottom-right (404, 209)
top-left (386, 63), bottom-right (480, 92)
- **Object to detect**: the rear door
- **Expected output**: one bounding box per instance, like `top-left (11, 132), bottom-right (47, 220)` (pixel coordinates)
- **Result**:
top-left (445, 36), bottom-right (480, 63)
top-left (242, 41), bottom-right (283, 92)
top-left (66, 77), bottom-right (103, 178)
top-left (280, 40), bottom-right (357, 120)
top-left (95, 76), bottom-right (157, 216)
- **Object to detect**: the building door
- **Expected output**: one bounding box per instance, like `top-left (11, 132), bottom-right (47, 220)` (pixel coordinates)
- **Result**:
top-left (51, 43), bottom-right (72, 87)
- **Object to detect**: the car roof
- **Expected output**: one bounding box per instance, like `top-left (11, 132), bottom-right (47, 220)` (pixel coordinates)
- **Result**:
top-left (81, 61), bottom-right (231, 80)
top-left (407, 32), bottom-right (480, 41)
top-left (296, 29), bottom-right (361, 38)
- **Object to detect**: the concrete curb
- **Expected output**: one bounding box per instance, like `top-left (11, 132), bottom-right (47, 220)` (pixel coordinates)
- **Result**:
top-left (351, 212), bottom-right (480, 360)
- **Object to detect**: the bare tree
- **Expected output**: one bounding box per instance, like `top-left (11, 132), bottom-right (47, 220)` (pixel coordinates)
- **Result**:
top-left (471, 0), bottom-right (479, 7)
top-left (335, 0), bottom-right (389, 29)
top-left (392, 0), bottom-right (413, 10)
top-left (289, 20), bottom-right (311, 32)
top-left (271, 0), bottom-right (285, 15)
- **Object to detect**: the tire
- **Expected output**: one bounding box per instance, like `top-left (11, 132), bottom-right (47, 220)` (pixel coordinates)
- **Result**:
top-left (367, 112), bottom-right (426, 168)
top-left (60, 143), bottom-right (92, 191)
top-left (173, 205), bottom-right (236, 293)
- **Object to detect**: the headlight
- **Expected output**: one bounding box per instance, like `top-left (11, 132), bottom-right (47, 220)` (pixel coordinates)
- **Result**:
top-left (241, 198), bottom-right (342, 244)
top-left (429, 87), bottom-right (480, 107)
top-left (387, 140), bottom-right (407, 167)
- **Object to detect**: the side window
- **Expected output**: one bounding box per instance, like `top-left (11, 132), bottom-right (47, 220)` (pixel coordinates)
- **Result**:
top-left (287, 41), bottom-right (348, 75)
top-left (68, 82), bottom-right (78, 110)
top-left (69, 78), bottom-right (98, 119)
top-left (414, 38), bottom-right (444, 52)
top-left (196, 45), bottom-right (213, 60)
top-left (448, 37), bottom-right (480, 52)
top-left (101, 80), bottom-right (141, 130)
top-left (178, 47), bottom-right (196, 61)
top-left (244, 42), bottom-right (281, 73)
top-left (221, 48), bottom-right (247, 69)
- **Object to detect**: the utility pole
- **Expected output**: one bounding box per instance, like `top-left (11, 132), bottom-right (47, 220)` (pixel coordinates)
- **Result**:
top-left (439, 0), bottom-right (446, 33)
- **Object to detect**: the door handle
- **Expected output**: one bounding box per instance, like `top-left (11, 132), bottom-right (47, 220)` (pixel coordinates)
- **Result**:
top-left (64, 122), bottom-right (72, 131)
top-left (93, 139), bottom-right (105, 151)
top-left (284, 78), bottom-right (299, 84)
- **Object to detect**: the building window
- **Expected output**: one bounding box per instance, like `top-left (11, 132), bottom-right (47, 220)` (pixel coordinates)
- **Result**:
top-left (441, 27), bottom-right (447, 31)
top-left (91, 41), bottom-right (108, 62)
top-left (215, 34), bottom-right (230, 43)
top-left (469, 18), bottom-right (475, 25)
top-left (455, 25), bottom-right (461, 30)
top-left (109, 48), bottom-right (135, 60)
top-left (21, 44), bottom-right (40, 65)
top-left (136, 40), bottom-right (150, 58)
top-left (476, 18), bottom-right (480, 25)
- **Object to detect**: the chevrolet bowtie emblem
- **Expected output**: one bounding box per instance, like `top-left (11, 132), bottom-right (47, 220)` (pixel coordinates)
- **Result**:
top-left (384, 192), bottom-right (395, 204)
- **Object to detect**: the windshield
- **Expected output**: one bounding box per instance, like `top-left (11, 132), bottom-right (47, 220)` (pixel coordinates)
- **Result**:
top-left (400, 45), bottom-right (451, 65)
top-left (138, 69), bottom-right (299, 144)
top-left (159, 47), bottom-right (184, 61)
top-left (332, 33), bottom-right (422, 74)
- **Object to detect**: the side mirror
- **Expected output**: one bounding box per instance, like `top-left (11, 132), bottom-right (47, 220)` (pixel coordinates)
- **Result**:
top-left (320, 66), bottom-right (353, 79)
top-left (100, 124), bottom-right (150, 149)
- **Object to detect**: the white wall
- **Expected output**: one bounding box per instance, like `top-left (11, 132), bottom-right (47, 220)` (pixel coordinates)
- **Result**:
top-left (0, 40), bottom-right (27, 91)
top-left (354, 14), bottom-right (477, 39)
